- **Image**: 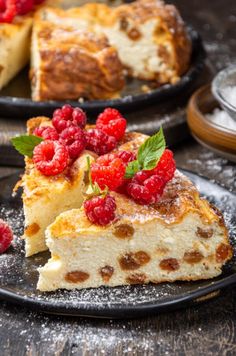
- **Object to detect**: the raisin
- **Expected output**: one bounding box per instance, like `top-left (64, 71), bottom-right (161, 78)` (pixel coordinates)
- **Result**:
top-left (100, 266), bottom-right (114, 282)
top-left (159, 258), bottom-right (179, 271)
top-left (65, 271), bottom-right (89, 283)
top-left (119, 251), bottom-right (150, 270)
top-left (216, 243), bottom-right (232, 263)
top-left (126, 273), bottom-right (146, 284)
top-left (25, 223), bottom-right (40, 236)
top-left (196, 227), bottom-right (213, 239)
top-left (184, 251), bottom-right (204, 264)
top-left (113, 224), bottom-right (134, 239)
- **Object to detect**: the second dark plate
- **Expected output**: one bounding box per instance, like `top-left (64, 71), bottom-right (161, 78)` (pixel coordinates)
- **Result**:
top-left (0, 27), bottom-right (205, 118)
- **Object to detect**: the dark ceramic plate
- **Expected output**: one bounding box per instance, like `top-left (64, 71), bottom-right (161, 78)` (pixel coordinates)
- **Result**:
top-left (0, 169), bottom-right (235, 319)
top-left (0, 27), bottom-right (205, 118)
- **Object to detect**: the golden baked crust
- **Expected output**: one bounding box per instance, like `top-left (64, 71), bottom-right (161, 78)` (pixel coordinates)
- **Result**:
top-left (32, 0), bottom-right (191, 101)
top-left (49, 170), bottom-right (230, 236)
top-left (31, 21), bottom-right (125, 101)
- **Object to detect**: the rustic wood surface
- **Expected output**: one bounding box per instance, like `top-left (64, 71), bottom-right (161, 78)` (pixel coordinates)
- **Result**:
top-left (0, 0), bottom-right (236, 355)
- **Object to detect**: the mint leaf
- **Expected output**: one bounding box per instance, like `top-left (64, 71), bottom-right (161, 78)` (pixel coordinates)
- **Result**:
top-left (11, 135), bottom-right (43, 158)
top-left (125, 160), bottom-right (140, 179)
top-left (138, 127), bottom-right (166, 170)
top-left (124, 127), bottom-right (166, 179)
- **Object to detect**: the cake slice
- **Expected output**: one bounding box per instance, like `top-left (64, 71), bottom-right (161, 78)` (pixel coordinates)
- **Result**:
top-left (19, 115), bottom-right (147, 257)
top-left (0, 16), bottom-right (32, 90)
top-left (0, 0), bottom-right (60, 91)
top-left (37, 170), bottom-right (232, 291)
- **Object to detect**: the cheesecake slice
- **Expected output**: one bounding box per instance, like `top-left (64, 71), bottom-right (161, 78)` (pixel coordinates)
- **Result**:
top-left (32, 0), bottom-right (191, 101)
top-left (0, 0), bottom-right (61, 91)
top-left (38, 170), bottom-right (232, 291)
top-left (20, 116), bottom-right (147, 257)
top-left (0, 16), bottom-right (32, 90)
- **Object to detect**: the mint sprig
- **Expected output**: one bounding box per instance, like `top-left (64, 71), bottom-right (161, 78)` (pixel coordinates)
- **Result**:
top-left (11, 135), bottom-right (43, 158)
top-left (125, 127), bottom-right (166, 179)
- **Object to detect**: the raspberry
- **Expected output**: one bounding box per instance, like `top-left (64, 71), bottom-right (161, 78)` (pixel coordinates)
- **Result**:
top-left (91, 154), bottom-right (126, 191)
top-left (59, 126), bottom-right (86, 160)
top-left (148, 149), bottom-right (176, 183)
top-left (84, 194), bottom-right (116, 226)
top-left (126, 173), bottom-right (165, 205)
top-left (33, 126), bottom-right (59, 141)
top-left (16, 0), bottom-right (34, 15)
top-left (0, 219), bottom-right (13, 254)
top-left (96, 108), bottom-right (126, 141)
top-left (33, 140), bottom-right (69, 176)
top-left (34, 0), bottom-right (45, 4)
top-left (52, 105), bottom-right (87, 133)
top-left (71, 107), bottom-right (87, 128)
top-left (0, 0), bottom-right (16, 23)
top-left (116, 150), bottom-right (136, 164)
top-left (85, 129), bottom-right (117, 155)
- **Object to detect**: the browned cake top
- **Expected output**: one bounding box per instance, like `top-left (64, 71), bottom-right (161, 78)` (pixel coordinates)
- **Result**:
top-left (49, 170), bottom-right (226, 238)
top-left (32, 21), bottom-right (125, 100)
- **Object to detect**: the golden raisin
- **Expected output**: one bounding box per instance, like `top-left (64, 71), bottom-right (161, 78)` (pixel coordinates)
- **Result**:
top-left (196, 227), bottom-right (213, 239)
top-left (65, 271), bottom-right (89, 283)
top-left (184, 251), bottom-right (204, 264)
top-left (216, 243), bottom-right (232, 263)
top-left (159, 258), bottom-right (179, 271)
top-left (113, 224), bottom-right (134, 239)
top-left (25, 223), bottom-right (40, 237)
top-left (128, 28), bottom-right (141, 40)
top-left (100, 266), bottom-right (114, 282)
top-left (119, 251), bottom-right (150, 270)
top-left (126, 273), bottom-right (146, 285)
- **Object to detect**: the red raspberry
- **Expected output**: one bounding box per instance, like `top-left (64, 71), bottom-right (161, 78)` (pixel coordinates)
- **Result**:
top-left (59, 126), bottom-right (86, 160)
top-left (16, 0), bottom-right (34, 15)
top-left (0, 0), bottom-right (16, 23)
top-left (84, 194), bottom-right (116, 226)
top-left (148, 149), bottom-right (176, 183)
top-left (116, 150), bottom-right (136, 164)
top-left (52, 105), bottom-right (87, 133)
top-left (33, 140), bottom-right (69, 176)
top-left (0, 219), bottom-right (13, 254)
top-left (126, 173), bottom-right (165, 205)
top-left (96, 108), bottom-right (126, 141)
top-left (91, 154), bottom-right (126, 191)
top-left (85, 129), bottom-right (117, 155)
top-left (33, 126), bottom-right (59, 141)
top-left (34, 0), bottom-right (45, 4)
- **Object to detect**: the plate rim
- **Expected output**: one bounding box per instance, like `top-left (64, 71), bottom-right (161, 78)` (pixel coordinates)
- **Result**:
top-left (0, 26), bottom-right (206, 116)
top-left (0, 169), bottom-right (235, 318)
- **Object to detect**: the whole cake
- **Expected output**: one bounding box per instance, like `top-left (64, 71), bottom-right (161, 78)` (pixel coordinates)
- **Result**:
top-left (31, 0), bottom-right (192, 101)
top-left (12, 105), bottom-right (233, 291)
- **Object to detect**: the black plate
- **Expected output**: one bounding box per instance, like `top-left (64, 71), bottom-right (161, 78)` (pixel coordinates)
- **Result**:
top-left (0, 169), bottom-right (235, 319)
top-left (0, 27), bottom-right (205, 118)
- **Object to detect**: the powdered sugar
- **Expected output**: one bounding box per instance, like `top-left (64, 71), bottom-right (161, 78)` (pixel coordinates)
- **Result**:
top-left (222, 86), bottom-right (236, 108)
top-left (206, 108), bottom-right (236, 131)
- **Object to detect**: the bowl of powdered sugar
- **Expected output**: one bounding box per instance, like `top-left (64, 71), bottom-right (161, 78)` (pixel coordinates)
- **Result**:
top-left (212, 66), bottom-right (236, 121)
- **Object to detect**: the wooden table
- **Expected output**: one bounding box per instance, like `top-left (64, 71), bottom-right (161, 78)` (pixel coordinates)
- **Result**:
top-left (1, 0), bottom-right (236, 354)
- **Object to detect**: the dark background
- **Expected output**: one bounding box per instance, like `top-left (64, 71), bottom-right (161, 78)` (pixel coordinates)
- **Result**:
top-left (1, 1), bottom-right (236, 355)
